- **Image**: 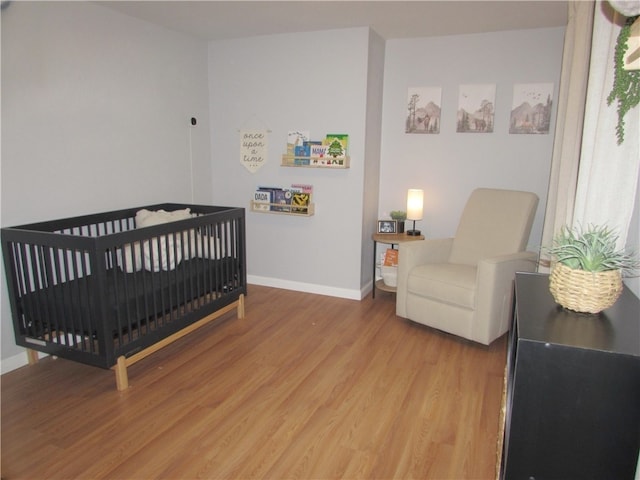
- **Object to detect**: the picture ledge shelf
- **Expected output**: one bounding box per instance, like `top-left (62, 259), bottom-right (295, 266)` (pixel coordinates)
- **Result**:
top-left (281, 154), bottom-right (350, 169)
top-left (250, 201), bottom-right (315, 216)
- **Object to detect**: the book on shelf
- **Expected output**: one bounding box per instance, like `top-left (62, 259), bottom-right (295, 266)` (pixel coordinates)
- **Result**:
top-left (290, 183), bottom-right (313, 194)
top-left (294, 143), bottom-right (311, 157)
top-left (253, 189), bottom-right (272, 211)
top-left (289, 184), bottom-right (312, 213)
top-left (308, 141), bottom-right (326, 158)
top-left (383, 248), bottom-right (399, 266)
top-left (272, 188), bottom-right (292, 212)
top-left (290, 192), bottom-right (311, 213)
top-left (257, 186), bottom-right (283, 212)
top-left (324, 134), bottom-right (349, 164)
top-left (287, 130), bottom-right (310, 155)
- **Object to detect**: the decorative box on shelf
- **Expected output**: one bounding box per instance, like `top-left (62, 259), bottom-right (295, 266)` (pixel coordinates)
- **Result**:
top-left (281, 154), bottom-right (350, 169)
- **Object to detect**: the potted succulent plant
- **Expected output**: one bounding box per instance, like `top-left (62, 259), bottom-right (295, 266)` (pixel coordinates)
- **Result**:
top-left (390, 210), bottom-right (407, 233)
top-left (546, 224), bottom-right (639, 313)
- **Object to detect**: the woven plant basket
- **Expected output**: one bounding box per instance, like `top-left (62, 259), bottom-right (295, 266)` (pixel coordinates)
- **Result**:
top-left (549, 263), bottom-right (623, 314)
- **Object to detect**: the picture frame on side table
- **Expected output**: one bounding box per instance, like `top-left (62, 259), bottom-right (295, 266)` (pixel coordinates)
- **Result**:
top-left (377, 220), bottom-right (398, 234)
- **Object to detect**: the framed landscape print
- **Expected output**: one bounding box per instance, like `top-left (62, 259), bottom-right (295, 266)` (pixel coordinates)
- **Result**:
top-left (509, 83), bottom-right (554, 134)
top-left (406, 86), bottom-right (442, 134)
top-left (456, 84), bottom-right (496, 133)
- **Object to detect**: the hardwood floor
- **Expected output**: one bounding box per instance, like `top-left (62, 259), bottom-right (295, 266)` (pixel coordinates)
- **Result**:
top-left (1, 285), bottom-right (507, 480)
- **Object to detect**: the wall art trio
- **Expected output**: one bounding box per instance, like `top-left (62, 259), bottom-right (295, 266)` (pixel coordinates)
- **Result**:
top-left (405, 83), bottom-right (554, 135)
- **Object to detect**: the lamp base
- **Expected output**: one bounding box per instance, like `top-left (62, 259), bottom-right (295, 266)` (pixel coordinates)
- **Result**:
top-left (406, 229), bottom-right (421, 236)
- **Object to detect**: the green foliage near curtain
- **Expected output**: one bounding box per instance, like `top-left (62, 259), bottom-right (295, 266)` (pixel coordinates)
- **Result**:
top-left (607, 15), bottom-right (639, 145)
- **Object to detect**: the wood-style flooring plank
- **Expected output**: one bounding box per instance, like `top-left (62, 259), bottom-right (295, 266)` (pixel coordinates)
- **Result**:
top-left (1, 285), bottom-right (507, 479)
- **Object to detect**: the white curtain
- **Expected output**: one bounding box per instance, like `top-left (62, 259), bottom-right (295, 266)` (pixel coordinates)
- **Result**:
top-left (573, 1), bottom-right (640, 248)
top-left (539, 1), bottom-right (595, 271)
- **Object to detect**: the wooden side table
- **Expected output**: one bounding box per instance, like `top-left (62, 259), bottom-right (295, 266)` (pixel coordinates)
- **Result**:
top-left (372, 232), bottom-right (424, 298)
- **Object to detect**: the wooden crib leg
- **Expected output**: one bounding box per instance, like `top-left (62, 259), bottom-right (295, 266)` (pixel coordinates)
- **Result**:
top-left (110, 295), bottom-right (244, 391)
top-left (114, 356), bottom-right (129, 391)
top-left (26, 349), bottom-right (39, 365)
top-left (238, 293), bottom-right (245, 319)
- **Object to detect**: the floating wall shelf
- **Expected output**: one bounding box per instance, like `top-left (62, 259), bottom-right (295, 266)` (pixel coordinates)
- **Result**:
top-left (281, 155), bottom-right (350, 169)
top-left (250, 201), bottom-right (315, 216)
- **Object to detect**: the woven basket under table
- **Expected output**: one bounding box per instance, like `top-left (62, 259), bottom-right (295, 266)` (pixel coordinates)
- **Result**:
top-left (549, 263), bottom-right (623, 314)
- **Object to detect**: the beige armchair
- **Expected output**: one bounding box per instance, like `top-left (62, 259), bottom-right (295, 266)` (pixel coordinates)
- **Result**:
top-left (396, 188), bottom-right (539, 345)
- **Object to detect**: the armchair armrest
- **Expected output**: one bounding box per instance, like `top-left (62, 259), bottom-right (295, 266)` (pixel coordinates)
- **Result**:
top-left (396, 238), bottom-right (453, 317)
top-left (473, 251), bottom-right (539, 344)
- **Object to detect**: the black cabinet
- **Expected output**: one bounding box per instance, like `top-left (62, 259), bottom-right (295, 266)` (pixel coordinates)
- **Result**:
top-left (500, 272), bottom-right (640, 480)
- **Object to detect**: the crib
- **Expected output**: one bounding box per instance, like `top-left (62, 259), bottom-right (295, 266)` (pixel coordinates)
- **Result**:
top-left (1, 203), bottom-right (246, 390)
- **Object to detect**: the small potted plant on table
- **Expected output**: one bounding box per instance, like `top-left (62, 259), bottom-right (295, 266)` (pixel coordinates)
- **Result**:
top-left (390, 210), bottom-right (407, 233)
top-left (546, 224), bottom-right (639, 313)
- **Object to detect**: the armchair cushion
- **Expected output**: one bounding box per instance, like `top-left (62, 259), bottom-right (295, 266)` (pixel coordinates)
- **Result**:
top-left (408, 263), bottom-right (477, 308)
top-left (449, 188), bottom-right (538, 266)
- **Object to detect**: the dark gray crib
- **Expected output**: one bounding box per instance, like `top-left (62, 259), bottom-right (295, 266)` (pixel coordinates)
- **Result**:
top-left (1, 203), bottom-right (246, 390)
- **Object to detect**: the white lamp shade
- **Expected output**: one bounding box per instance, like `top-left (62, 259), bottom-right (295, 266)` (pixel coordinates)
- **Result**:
top-left (407, 189), bottom-right (424, 220)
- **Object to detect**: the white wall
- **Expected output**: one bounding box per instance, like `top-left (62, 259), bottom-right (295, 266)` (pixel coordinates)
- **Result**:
top-left (0, 5), bottom-right (573, 370)
top-left (208, 27), bottom-right (378, 299)
top-left (1, 2), bottom-right (211, 371)
top-left (379, 27), bottom-right (566, 251)
top-left (207, 26), bottom-right (566, 301)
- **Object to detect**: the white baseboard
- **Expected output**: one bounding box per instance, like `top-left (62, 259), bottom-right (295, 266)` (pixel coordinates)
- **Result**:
top-left (1, 350), bottom-right (39, 375)
top-left (247, 275), bottom-right (367, 300)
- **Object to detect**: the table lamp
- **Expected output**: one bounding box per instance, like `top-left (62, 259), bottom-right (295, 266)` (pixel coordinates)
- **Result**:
top-left (406, 189), bottom-right (423, 236)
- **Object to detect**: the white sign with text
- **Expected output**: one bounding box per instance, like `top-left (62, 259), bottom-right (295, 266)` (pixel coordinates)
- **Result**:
top-left (240, 129), bottom-right (268, 173)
